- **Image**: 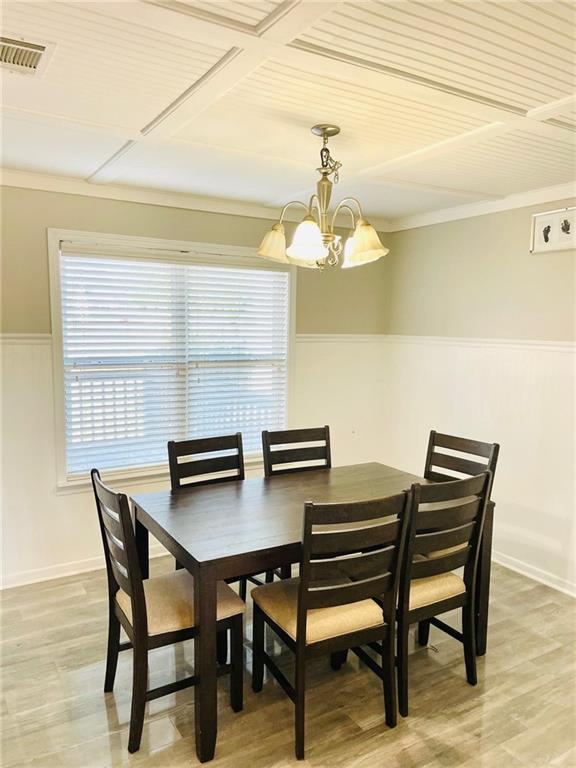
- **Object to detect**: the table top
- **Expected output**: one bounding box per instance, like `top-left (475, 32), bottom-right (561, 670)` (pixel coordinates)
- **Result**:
top-left (132, 462), bottom-right (425, 571)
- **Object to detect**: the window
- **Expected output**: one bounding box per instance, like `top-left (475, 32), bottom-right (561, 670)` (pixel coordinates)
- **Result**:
top-left (50, 232), bottom-right (292, 479)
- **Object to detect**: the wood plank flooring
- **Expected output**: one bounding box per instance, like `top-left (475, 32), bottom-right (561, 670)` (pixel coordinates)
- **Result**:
top-left (1, 559), bottom-right (575, 768)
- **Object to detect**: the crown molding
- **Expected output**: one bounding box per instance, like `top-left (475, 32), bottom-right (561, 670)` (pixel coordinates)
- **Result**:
top-left (0, 169), bottom-right (391, 230)
top-left (2, 169), bottom-right (573, 233)
top-left (387, 182), bottom-right (576, 231)
top-left (0, 169), bottom-right (300, 223)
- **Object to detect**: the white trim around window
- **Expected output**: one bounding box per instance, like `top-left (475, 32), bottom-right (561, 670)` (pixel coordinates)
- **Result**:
top-left (48, 228), bottom-right (296, 489)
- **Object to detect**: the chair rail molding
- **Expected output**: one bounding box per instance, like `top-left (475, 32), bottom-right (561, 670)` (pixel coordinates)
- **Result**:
top-left (0, 333), bottom-right (52, 345)
top-left (295, 333), bottom-right (576, 353)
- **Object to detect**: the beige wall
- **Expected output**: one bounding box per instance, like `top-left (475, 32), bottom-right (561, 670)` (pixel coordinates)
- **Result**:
top-left (386, 199), bottom-right (576, 341)
top-left (0, 186), bottom-right (389, 335)
top-left (2, 186), bottom-right (574, 341)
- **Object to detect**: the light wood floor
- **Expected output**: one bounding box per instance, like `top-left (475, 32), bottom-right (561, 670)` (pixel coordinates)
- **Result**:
top-left (2, 558), bottom-right (575, 768)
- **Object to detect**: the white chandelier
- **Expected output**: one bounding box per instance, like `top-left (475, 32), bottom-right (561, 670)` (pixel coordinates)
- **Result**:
top-left (257, 124), bottom-right (389, 270)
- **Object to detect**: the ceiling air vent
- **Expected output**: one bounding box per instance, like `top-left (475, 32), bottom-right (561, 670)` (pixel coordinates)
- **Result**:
top-left (0, 36), bottom-right (50, 76)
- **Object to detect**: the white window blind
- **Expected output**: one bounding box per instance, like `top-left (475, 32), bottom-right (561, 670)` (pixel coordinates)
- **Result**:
top-left (59, 247), bottom-right (290, 476)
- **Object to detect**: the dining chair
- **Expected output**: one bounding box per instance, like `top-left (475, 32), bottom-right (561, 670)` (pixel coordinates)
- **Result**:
top-left (251, 491), bottom-right (410, 760)
top-left (419, 430), bottom-right (499, 648)
top-left (168, 433), bottom-right (275, 598)
top-left (261, 425), bottom-right (331, 477)
top-left (395, 472), bottom-right (491, 717)
top-left (91, 469), bottom-right (245, 753)
top-left (261, 426), bottom-right (332, 581)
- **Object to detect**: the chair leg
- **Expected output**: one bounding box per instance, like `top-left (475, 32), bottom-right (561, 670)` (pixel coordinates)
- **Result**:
top-left (265, 570), bottom-right (274, 583)
top-left (330, 649), bottom-right (348, 670)
top-left (252, 605), bottom-right (265, 693)
top-left (280, 564), bottom-right (291, 579)
top-left (294, 649), bottom-right (306, 760)
top-left (397, 617), bottom-right (409, 718)
top-left (381, 630), bottom-right (397, 728)
top-left (104, 608), bottom-right (121, 692)
top-left (417, 620), bottom-right (430, 647)
top-left (175, 558), bottom-right (184, 570)
top-left (239, 578), bottom-right (247, 602)
top-left (229, 616), bottom-right (244, 712)
top-left (128, 638), bottom-right (148, 754)
top-left (217, 629), bottom-right (228, 666)
top-left (463, 605), bottom-right (477, 685)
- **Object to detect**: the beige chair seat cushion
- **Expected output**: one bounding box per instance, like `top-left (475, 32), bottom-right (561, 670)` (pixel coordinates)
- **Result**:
top-left (116, 569), bottom-right (244, 636)
top-left (409, 572), bottom-right (465, 611)
top-left (252, 577), bottom-right (385, 645)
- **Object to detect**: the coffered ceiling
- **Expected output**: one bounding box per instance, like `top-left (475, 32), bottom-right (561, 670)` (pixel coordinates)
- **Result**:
top-left (1, 0), bottom-right (575, 223)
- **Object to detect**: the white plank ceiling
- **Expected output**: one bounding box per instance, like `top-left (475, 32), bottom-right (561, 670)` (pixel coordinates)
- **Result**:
top-left (1, 0), bottom-right (575, 220)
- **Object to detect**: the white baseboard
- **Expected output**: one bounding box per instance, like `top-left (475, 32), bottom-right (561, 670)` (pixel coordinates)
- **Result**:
top-left (0, 543), bottom-right (168, 590)
top-left (492, 550), bottom-right (576, 598)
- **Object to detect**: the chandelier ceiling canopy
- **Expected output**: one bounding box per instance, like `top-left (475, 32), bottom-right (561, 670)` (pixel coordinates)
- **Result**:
top-left (257, 124), bottom-right (389, 270)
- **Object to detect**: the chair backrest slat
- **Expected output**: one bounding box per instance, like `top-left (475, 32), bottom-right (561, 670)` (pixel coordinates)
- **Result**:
top-left (401, 473), bottom-right (491, 612)
top-left (412, 521), bottom-right (475, 555)
top-left (426, 470), bottom-right (460, 483)
top-left (109, 553), bottom-right (133, 596)
top-left (309, 519), bottom-right (401, 555)
top-left (175, 454), bottom-right (240, 479)
top-left (103, 527), bottom-right (129, 569)
top-left (100, 503), bottom-right (124, 540)
top-left (298, 492), bottom-right (409, 643)
top-left (266, 427), bottom-right (328, 445)
top-left (168, 433), bottom-right (244, 492)
top-left (424, 430), bottom-right (499, 495)
top-left (309, 544), bottom-right (397, 583)
top-left (410, 547), bottom-right (471, 579)
top-left (417, 497), bottom-right (480, 529)
top-left (429, 451), bottom-right (487, 478)
top-left (262, 426), bottom-right (331, 477)
top-left (91, 469), bottom-right (146, 627)
top-left (432, 433), bottom-right (494, 458)
top-left (268, 446), bottom-right (327, 466)
top-left (416, 473), bottom-right (486, 502)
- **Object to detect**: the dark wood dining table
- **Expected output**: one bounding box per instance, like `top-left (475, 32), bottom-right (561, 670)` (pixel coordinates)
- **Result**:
top-left (131, 461), bottom-right (494, 763)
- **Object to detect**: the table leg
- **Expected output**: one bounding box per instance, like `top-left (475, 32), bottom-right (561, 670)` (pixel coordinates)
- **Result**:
top-left (134, 511), bottom-right (149, 580)
top-left (194, 564), bottom-right (218, 763)
top-left (476, 500), bottom-right (494, 656)
top-left (279, 564), bottom-right (292, 579)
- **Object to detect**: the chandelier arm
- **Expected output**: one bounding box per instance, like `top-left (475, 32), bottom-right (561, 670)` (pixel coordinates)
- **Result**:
top-left (278, 200), bottom-right (310, 225)
top-left (330, 201), bottom-right (359, 232)
top-left (331, 200), bottom-right (356, 232)
top-left (342, 196), bottom-right (364, 217)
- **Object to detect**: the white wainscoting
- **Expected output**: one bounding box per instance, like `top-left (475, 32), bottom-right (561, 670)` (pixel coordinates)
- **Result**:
top-left (2, 333), bottom-right (575, 596)
top-left (377, 335), bottom-right (576, 597)
top-left (0, 333), bottom-right (389, 588)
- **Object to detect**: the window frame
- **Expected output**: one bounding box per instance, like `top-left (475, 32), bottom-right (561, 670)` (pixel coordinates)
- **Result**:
top-left (48, 228), bottom-right (296, 491)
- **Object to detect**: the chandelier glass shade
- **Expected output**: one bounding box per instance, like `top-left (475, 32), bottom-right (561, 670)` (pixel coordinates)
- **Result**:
top-left (257, 124), bottom-right (389, 270)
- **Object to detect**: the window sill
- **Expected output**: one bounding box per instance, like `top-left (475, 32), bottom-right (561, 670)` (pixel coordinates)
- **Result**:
top-left (55, 455), bottom-right (265, 496)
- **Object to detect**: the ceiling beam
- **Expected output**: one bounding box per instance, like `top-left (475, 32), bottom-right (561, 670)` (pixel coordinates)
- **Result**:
top-left (526, 94), bottom-right (576, 122)
top-left (60, 0), bottom-right (576, 200)
top-left (356, 96), bottom-right (575, 178)
top-left (89, 0), bottom-right (343, 183)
